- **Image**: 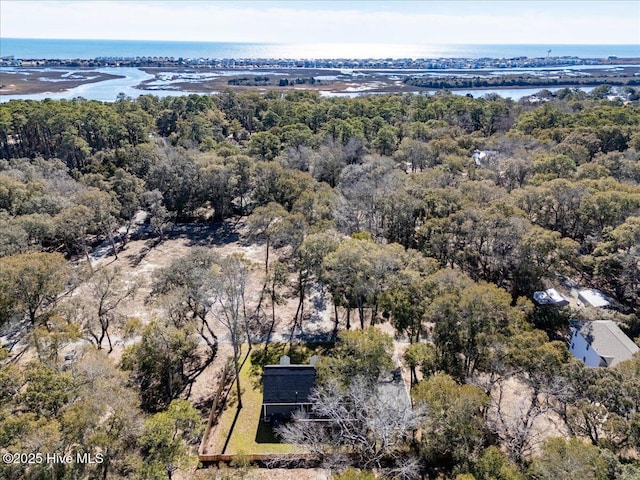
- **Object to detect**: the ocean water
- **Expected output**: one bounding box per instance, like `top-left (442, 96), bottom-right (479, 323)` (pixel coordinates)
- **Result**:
top-left (1, 38), bottom-right (639, 60)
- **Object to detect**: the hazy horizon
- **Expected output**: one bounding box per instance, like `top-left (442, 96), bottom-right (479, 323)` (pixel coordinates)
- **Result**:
top-left (1, 1), bottom-right (639, 46)
top-left (3, 39), bottom-right (637, 62)
top-left (3, 37), bottom-right (639, 46)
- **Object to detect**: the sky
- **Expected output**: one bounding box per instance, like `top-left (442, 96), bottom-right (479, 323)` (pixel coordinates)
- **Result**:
top-left (1, 0), bottom-right (639, 45)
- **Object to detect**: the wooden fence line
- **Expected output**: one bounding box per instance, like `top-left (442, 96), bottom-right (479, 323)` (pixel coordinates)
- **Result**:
top-left (198, 361), bottom-right (232, 456)
top-left (199, 453), bottom-right (316, 465)
top-left (198, 349), bottom-right (252, 460)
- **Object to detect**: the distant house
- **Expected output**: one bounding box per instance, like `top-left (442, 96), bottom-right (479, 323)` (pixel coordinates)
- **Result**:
top-left (578, 289), bottom-right (612, 308)
top-left (569, 320), bottom-right (639, 367)
top-left (472, 150), bottom-right (498, 166)
top-left (262, 355), bottom-right (317, 422)
top-left (527, 95), bottom-right (550, 104)
top-left (533, 288), bottom-right (570, 307)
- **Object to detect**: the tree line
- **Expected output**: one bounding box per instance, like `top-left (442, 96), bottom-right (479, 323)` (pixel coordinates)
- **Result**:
top-left (404, 76), bottom-right (640, 91)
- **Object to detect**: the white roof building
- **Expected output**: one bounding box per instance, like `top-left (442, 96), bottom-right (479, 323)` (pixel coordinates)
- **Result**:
top-left (578, 289), bottom-right (612, 308)
top-left (472, 150), bottom-right (498, 166)
top-left (533, 288), bottom-right (570, 307)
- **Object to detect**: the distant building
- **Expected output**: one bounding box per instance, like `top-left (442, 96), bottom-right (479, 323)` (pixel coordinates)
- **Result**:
top-left (533, 288), bottom-right (570, 307)
top-left (262, 355), bottom-right (317, 422)
top-left (527, 95), bottom-right (551, 104)
top-left (569, 320), bottom-right (639, 367)
top-left (578, 289), bottom-right (612, 308)
top-left (472, 150), bottom-right (498, 166)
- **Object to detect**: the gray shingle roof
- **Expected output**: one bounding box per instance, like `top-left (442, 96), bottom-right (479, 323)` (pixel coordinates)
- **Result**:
top-left (376, 368), bottom-right (412, 412)
top-left (262, 365), bottom-right (316, 405)
top-left (576, 320), bottom-right (639, 367)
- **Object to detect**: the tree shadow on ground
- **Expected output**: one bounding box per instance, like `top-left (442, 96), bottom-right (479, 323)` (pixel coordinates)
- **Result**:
top-left (168, 221), bottom-right (240, 247)
top-left (221, 406), bottom-right (242, 454)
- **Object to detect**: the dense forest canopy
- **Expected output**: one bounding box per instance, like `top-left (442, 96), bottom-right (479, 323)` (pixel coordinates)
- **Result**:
top-left (1, 86), bottom-right (639, 479)
top-left (1, 88), bottom-right (638, 306)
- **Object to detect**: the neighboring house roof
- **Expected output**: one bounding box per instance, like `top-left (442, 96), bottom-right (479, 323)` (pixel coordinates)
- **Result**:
top-left (377, 368), bottom-right (412, 412)
top-left (578, 289), bottom-right (611, 308)
top-left (533, 288), bottom-right (569, 307)
top-left (573, 320), bottom-right (639, 367)
top-left (263, 365), bottom-right (316, 405)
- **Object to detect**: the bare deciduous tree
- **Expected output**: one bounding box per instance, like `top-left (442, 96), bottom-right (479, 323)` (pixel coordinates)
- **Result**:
top-left (152, 248), bottom-right (218, 355)
top-left (487, 390), bottom-right (548, 465)
top-left (72, 265), bottom-right (137, 353)
top-left (277, 375), bottom-right (423, 474)
top-left (211, 254), bottom-right (250, 409)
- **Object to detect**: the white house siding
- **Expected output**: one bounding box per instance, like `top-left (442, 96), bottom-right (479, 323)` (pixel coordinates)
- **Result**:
top-left (569, 327), bottom-right (604, 367)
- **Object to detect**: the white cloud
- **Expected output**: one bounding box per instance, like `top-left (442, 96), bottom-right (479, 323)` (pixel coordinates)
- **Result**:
top-left (1, 1), bottom-right (638, 44)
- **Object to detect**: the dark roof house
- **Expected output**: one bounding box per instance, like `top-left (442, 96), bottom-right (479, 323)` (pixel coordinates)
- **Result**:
top-left (262, 356), bottom-right (316, 421)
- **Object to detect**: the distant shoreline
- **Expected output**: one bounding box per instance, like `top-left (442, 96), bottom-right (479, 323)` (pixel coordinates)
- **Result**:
top-left (3, 55), bottom-right (640, 71)
top-left (2, 61), bottom-right (639, 99)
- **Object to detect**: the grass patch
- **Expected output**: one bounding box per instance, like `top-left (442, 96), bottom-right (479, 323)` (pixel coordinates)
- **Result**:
top-left (213, 344), bottom-right (334, 455)
top-left (249, 342), bottom-right (333, 383)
